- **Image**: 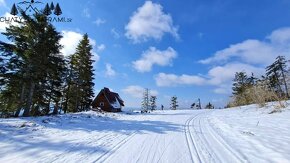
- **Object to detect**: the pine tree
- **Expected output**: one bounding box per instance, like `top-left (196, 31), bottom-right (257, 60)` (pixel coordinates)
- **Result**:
top-left (232, 72), bottom-right (249, 95)
top-left (170, 96), bottom-right (178, 110)
top-left (149, 95), bottom-right (157, 111)
top-left (205, 102), bottom-right (214, 109)
top-left (0, 11), bottom-right (64, 117)
top-left (231, 72), bottom-right (254, 105)
top-left (266, 56), bottom-right (289, 98)
top-left (66, 34), bottom-right (94, 112)
top-left (141, 88), bottom-right (149, 112)
top-left (191, 103), bottom-right (195, 109)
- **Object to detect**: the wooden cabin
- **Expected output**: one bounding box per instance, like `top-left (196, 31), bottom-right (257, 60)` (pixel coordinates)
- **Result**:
top-left (91, 87), bottom-right (124, 112)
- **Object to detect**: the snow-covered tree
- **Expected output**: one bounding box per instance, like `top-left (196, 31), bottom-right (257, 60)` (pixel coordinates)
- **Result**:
top-left (205, 102), bottom-right (214, 109)
top-left (141, 88), bottom-right (149, 112)
top-left (170, 96), bottom-right (178, 110)
top-left (150, 96), bottom-right (157, 111)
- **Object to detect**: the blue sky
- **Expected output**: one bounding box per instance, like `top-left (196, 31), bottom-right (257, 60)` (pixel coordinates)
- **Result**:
top-left (1, 0), bottom-right (290, 108)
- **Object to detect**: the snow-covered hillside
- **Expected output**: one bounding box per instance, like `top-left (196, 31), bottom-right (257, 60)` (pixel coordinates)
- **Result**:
top-left (0, 104), bottom-right (290, 163)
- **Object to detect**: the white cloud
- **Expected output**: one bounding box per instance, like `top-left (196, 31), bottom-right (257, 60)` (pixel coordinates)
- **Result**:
top-left (268, 27), bottom-right (290, 44)
top-left (155, 73), bottom-right (206, 87)
top-left (133, 47), bottom-right (177, 72)
top-left (155, 63), bottom-right (264, 94)
top-left (125, 1), bottom-right (179, 43)
top-left (92, 52), bottom-right (100, 62)
top-left (60, 30), bottom-right (100, 62)
top-left (207, 63), bottom-right (265, 94)
top-left (97, 44), bottom-right (106, 52)
top-left (195, 27), bottom-right (290, 94)
top-left (122, 85), bottom-right (158, 98)
top-left (105, 63), bottom-right (116, 77)
top-left (199, 27), bottom-right (290, 66)
top-left (213, 86), bottom-right (229, 94)
top-left (60, 31), bottom-right (83, 56)
top-left (93, 18), bottom-right (106, 26)
top-left (111, 28), bottom-right (120, 39)
top-left (207, 63), bottom-right (265, 85)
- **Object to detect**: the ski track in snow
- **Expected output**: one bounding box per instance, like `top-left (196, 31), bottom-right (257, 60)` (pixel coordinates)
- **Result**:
top-left (1, 105), bottom-right (290, 163)
top-left (187, 112), bottom-right (248, 163)
top-left (94, 131), bottom-right (137, 163)
top-left (184, 113), bottom-right (203, 162)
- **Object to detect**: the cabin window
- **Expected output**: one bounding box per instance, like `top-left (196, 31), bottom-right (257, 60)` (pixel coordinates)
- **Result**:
top-left (100, 102), bottom-right (104, 106)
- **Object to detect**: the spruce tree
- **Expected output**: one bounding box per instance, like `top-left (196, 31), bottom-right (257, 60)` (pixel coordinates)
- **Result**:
top-left (205, 102), bottom-right (214, 109)
top-left (266, 56), bottom-right (289, 98)
top-left (232, 72), bottom-right (249, 95)
top-left (66, 34), bottom-right (94, 112)
top-left (141, 88), bottom-right (149, 112)
top-left (0, 11), bottom-right (64, 117)
top-left (170, 96), bottom-right (178, 110)
top-left (149, 95), bottom-right (157, 111)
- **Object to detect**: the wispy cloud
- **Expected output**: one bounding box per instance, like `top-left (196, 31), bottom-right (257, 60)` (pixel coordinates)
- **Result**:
top-left (83, 8), bottom-right (90, 18)
top-left (157, 27), bottom-right (290, 95)
top-left (111, 28), bottom-right (120, 39)
top-left (105, 63), bottom-right (116, 77)
top-left (93, 18), bottom-right (106, 26)
top-left (97, 44), bottom-right (106, 52)
top-left (199, 27), bottom-right (290, 66)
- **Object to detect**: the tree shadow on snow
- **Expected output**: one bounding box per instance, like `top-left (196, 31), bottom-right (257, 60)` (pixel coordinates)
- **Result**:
top-left (35, 113), bottom-right (182, 134)
top-left (0, 122), bottom-right (107, 160)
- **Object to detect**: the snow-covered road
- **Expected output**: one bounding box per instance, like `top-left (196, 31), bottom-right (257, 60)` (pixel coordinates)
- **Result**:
top-left (1, 106), bottom-right (290, 163)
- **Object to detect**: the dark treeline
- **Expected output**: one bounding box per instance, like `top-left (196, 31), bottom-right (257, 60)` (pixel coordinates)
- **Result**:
top-left (228, 56), bottom-right (290, 108)
top-left (0, 11), bottom-right (94, 117)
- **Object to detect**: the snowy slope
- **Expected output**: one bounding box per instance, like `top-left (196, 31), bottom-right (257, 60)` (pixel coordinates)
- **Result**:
top-left (0, 104), bottom-right (290, 163)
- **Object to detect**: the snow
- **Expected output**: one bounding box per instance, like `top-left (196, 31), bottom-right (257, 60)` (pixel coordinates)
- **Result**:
top-left (111, 97), bottom-right (121, 109)
top-left (0, 103), bottom-right (290, 163)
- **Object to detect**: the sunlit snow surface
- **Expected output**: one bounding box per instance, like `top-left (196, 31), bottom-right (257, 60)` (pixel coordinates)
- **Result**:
top-left (0, 102), bottom-right (290, 163)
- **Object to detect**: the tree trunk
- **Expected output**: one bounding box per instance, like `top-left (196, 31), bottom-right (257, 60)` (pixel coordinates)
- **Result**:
top-left (15, 83), bottom-right (26, 117)
top-left (23, 81), bottom-right (35, 117)
top-left (274, 71), bottom-right (283, 97)
top-left (53, 101), bottom-right (59, 115)
top-left (63, 81), bottom-right (71, 114)
top-left (280, 66), bottom-right (289, 98)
